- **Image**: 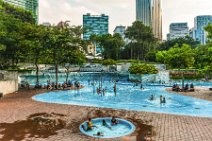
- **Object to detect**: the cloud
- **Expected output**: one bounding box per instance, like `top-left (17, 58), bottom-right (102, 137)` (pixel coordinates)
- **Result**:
top-left (39, 0), bottom-right (212, 40)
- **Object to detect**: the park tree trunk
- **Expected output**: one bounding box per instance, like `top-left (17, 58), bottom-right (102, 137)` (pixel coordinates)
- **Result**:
top-left (55, 63), bottom-right (59, 89)
top-left (65, 65), bottom-right (70, 84)
top-left (35, 61), bottom-right (39, 85)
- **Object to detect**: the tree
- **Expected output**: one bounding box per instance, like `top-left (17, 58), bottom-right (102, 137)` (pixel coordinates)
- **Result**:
top-left (159, 36), bottom-right (200, 51)
top-left (205, 23), bottom-right (212, 42)
top-left (128, 63), bottom-right (158, 74)
top-left (195, 45), bottom-right (212, 69)
top-left (61, 25), bottom-right (86, 83)
top-left (0, 0), bottom-right (35, 68)
top-left (21, 24), bottom-right (47, 86)
top-left (125, 21), bottom-right (156, 60)
top-left (0, 14), bottom-right (26, 67)
top-left (63, 50), bottom-right (85, 83)
top-left (0, 0), bottom-right (35, 23)
top-left (45, 23), bottom-right (86, 87)
top-left (89, 33), bottom-right (124, 60)
top-left (156, 44), bottom-right (195, 69)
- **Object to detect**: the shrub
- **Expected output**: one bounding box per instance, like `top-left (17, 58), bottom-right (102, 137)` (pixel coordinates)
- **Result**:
top-left (128, 63), bottom-right (158, 74)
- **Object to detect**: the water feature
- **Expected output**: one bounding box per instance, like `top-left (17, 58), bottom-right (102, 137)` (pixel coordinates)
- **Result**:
top-left (32, 79), bottom-right (212, 118)
top-left (79, 118), bottom-right (135, 138)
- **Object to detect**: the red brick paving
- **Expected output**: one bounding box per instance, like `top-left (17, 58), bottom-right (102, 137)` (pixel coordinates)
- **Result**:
top-left (0, 89), bottom-right (212, 141)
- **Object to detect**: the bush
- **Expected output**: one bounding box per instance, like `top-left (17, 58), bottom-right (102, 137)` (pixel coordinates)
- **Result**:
top-left (128, 63), bottom-right (158, 74)
top-left (102, 59), bottom-right (116, 66)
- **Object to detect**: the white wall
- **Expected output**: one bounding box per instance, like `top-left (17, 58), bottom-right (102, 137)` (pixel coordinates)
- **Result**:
top-left (0, 80), bottom-right (18, 95)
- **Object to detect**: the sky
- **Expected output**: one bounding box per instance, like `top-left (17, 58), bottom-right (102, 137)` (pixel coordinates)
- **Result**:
top-left (39, 0), bottom-right (212, 40)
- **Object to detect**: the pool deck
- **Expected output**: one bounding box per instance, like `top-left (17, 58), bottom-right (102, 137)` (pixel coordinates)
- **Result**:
top-left (0, 89), bottom-right (212, 141)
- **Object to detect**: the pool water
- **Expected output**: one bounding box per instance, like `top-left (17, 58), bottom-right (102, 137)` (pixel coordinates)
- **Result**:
top-left (32, 81), bottom-right (212, 118)
top-left (79, 118), bottom-right (135, 138)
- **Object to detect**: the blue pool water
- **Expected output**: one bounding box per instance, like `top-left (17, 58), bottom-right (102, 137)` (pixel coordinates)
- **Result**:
top-left (32, 81), bottom-right (212, 118)
top-left (79, 118), bottom-right (135, 138)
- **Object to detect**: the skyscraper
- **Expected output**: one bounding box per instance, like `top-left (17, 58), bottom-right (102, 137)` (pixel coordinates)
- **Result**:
top-left (167, 23), bottom-right (189, 40)
top-left (193, 15), bottom-right (212, 44)
top-left (83, 13), bottom-right (109, 40)
top-left (83, 13), bottom-right (109, 53)
top-left (136, 0), bottom-right (152, 26)
top-left (3, 0), bottom-right (39, 23)
top-left (136, 0), bottom-right (162, 40)
top-left (113, 25), bottom-right (130, 44)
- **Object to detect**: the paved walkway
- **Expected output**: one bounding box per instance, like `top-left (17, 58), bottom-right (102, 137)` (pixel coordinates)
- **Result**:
top-left (0, 90), bottom-right (212, 141)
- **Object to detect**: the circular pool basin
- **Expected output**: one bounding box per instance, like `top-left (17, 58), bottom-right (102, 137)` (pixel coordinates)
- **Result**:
top-left (79, 118), bottom-right (135, 138)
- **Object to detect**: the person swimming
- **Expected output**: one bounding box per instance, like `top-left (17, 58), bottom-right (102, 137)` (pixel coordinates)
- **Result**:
top-left (111, 116), bottom-right (119, 125)
top-left (93, 131), bottom-right (104, 136)
top-left (149, 95), bottom-right (154, 101)
top-left (102, 119), bottom-right (112, 129)
top-left (87, 118), bottom-right (97, 130)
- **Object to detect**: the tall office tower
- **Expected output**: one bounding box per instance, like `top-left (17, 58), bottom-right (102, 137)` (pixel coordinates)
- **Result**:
top-left (83, 13), bottom-right (109, 40)
top-left (83, 13), bottom-right (108, 53)
top-left (114, 25), bottom-right (130, 44)
top-left (193, 15), bottom-right (212, 44)
top-left (136, 0), bottom-right (162, 40)
top-left (167, 23), bottom-right (189, 40)
top-left (3, 0), bottom-right (39, 23)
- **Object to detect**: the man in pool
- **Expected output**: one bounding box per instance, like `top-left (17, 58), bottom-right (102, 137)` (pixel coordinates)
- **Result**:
top-left (111, 116), bottom-right (119, 125)
top-left (102, 119), bottom-right (112, 129)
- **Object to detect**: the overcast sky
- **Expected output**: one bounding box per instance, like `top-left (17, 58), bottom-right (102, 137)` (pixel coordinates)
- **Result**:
top-left (39, 0), bottom-right (212, 40)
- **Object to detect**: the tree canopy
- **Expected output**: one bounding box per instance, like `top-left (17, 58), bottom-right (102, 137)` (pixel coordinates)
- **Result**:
top-left (124, 21), bottom-right (157, 60)
top-left (128, 63), bottom-right (158, 74)
top-left (156, 44), bottom-right (195, 69)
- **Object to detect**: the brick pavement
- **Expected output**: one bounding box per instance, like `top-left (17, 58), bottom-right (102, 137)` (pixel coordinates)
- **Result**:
top-left (0, 90), bottom-right (211, 141)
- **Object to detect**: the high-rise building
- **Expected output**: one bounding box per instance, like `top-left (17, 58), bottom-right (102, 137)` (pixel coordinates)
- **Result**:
top-left (167, 23), bottom-right (189, 40)
top-left (136, 0), bottom-right (162, 40)
top-left (3, 0), bottom-right (39, 23)
top-left (113, 26), bottom-right (126, 38)
top-left (136, 0), bottom-right (152, 26)
top-left (113, 25), bottom-right (130, 44)
top-left (193, 15), bottom-right (212, 44)
top-left (83, 13), bottom-right (109, 40)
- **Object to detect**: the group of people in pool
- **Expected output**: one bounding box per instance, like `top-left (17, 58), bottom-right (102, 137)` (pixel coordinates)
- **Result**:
top-left (172, 83), bottom-right (194, 92)
top-left (81, 116), bottom-right (119, 136)
top-left (45, 80), bottom-right (81, 90)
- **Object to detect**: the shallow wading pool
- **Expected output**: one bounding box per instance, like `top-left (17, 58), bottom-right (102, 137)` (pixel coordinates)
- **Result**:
top-left (79, 118), bottom-right (135, 138)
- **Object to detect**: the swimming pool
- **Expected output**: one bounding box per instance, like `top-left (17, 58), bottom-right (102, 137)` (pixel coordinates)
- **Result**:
top-left (79, 118), bottom-right (135, 138)
top-left (32, 81), bottom-right (212, 118)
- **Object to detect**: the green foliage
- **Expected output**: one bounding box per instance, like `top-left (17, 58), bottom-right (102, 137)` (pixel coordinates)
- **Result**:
top-left (156, 44), bottom-right (195, 69)
top-left (159, 36), bottom-right (200, 50)
top-left (194, 44), bottom-right (212, 69)
top-left (102, 59), bottom-right (116, 66)
top-left (128, 63), bottom-right (158, 74)
top-left (0, 0), bottom-right (35, 23)
top-left (90, 33), bottom-right (124, 60)
top-left (205, 23), bottom-right (212, 40)
top-left (124, 21), bottom-right (157, 60)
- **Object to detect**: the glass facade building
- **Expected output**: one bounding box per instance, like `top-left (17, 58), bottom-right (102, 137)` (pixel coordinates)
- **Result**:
top-left (167, 23), bottom-right (189, 40)
top-left (193, 15), bottom-right (212, 44)
top-left (136, 0), bottom-right (162, 40)
top-left (3, 0), bottom-right (39, 23)
top-left (113, 25), bottom-right (130, 44)
top-left (83, 13), bottom-right (109, 40)
top-left (136, 0), bottom-right (152, 26)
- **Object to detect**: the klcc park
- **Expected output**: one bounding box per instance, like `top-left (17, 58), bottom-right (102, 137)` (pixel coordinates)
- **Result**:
top-left (0, 0), bottom-right (212, 141)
